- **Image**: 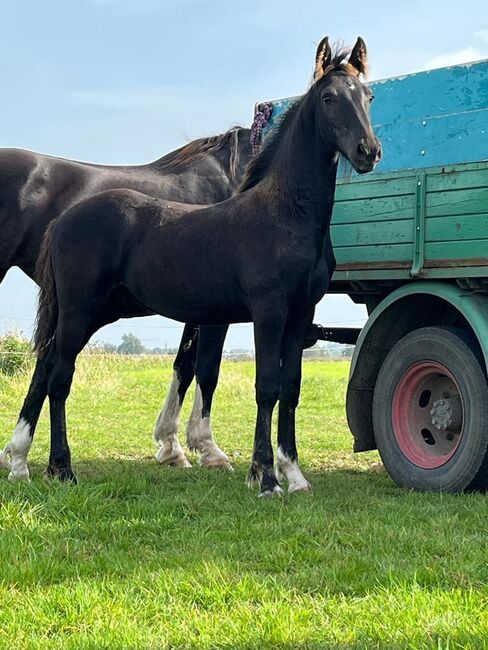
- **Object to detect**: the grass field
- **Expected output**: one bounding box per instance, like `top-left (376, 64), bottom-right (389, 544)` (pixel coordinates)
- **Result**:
top-left (1, 356), bottom-right (488, 649)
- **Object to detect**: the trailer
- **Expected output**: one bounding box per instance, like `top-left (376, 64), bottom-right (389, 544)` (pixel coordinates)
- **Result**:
top-left (258, 58), bottom-right (488, 492)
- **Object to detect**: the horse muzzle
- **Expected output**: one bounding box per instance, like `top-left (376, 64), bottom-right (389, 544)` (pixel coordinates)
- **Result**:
top-left (353, 138), bottom-right (382, 174)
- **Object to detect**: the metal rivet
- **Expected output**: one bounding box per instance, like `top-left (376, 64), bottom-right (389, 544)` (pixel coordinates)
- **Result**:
top-left (417, 181), bottom-right (422, 186)
top-left (416, 226), bottom-right (420, 231)
top-left (422, 120), bottom-right (427, 126)
top-left (421, 150), bottom-right (426, 155)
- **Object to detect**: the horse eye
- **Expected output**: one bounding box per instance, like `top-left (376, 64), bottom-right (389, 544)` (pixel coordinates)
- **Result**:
top-left (322, 94), bottom-right (332, 103)
top-left (369, 94), bottom-right (375, 103)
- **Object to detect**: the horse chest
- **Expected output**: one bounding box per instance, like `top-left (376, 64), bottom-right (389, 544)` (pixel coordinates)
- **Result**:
top-left (285, 238), bottom-right (332, 306)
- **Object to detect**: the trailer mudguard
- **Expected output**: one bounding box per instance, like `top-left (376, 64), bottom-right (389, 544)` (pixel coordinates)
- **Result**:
top-left (347, 281), bottom-right (488, 452)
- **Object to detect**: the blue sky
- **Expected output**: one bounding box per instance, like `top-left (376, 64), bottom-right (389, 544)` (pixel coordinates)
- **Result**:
top-left (1, 0), bottom-right (487, 349)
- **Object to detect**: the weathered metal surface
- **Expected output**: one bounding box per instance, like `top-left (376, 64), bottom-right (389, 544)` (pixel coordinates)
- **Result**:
top-left (335, 260), bottom-right (412, 271)
top-left (330, 160), bottom-right (488, 280)
top-left (260, 59), bottom-right (488, 174)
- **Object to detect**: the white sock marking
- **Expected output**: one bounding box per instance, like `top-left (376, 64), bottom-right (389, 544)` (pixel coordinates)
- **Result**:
top-left (186, 385), bottom-right (230, 467)
top-left (258, 484), bottom-right (284, 498)
top-left (2, 418), bottom-right (32, 481)
top-left (276, 446), bottom-right (311, 493)
top-left (153, 372), bottom-right (190, 467)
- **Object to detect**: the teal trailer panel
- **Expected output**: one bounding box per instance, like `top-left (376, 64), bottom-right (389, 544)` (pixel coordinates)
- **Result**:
top-left (260, 59), bottom-right (488, 175)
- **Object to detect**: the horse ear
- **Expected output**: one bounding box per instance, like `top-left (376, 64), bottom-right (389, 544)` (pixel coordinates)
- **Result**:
top-left (314, 36), bottom-right (332, 82)
top-left (349, 37), bottom-right (368, 78)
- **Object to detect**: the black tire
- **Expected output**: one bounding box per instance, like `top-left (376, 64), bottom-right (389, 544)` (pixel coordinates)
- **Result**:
top-left (373, 326), bottom-right (488, 492)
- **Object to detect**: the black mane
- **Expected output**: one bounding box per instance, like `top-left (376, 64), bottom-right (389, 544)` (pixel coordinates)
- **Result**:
top-left (152, 127), bottom-right (248, 180)
top-left (238, 46), bottom-right (351, 194)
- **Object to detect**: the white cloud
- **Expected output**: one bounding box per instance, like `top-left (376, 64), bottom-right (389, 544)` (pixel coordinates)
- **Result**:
top-left (423, 46), bottom-right (488, 70)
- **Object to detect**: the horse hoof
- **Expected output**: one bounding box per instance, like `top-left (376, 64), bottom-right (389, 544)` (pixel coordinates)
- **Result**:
top-left (288, 480), bottom-right (312, 494)
top-left (155, 447), bottom-right (192, 468)
top-left (2, 447), bottom-right (30, 481)
top-left (170, 457), bottom-right (192, 468)
top-left (61, 471), bottom-right (78, 484)
top-left (258, 485), bottom-right (284, 499)
top-left (7, 468), bottom-right (30, 482)
top-left (46, 465), bottom-right (77, 483)
top-left (200, 457), bottom-right (234, 472)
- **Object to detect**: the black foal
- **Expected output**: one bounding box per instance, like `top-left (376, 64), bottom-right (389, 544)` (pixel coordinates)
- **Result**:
top-left (2, 37), bottom-right (380, 497)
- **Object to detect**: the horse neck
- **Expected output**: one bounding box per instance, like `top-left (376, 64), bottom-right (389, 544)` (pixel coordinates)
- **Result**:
top-left (151, 155), bottom-right (234, 203)
top-left (150, 129), bottom-right (252, 202)
top-left (270, 101), bottom-right (338, 231)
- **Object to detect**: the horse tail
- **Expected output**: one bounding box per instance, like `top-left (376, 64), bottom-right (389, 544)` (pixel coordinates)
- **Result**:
top-left (34, 221), bottom-right (58, 355)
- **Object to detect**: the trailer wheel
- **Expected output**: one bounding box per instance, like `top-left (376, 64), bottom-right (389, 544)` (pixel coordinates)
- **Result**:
top-left (372, 327), bottom-right (488, 492)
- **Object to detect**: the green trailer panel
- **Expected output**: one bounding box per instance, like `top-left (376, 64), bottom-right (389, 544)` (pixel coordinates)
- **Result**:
top-left (331, 161), bottom-right (488, 281)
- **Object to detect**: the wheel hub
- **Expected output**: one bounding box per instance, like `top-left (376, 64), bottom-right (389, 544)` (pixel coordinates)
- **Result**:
top-left (430, 396), bottom-right (463, 432)
top-left (391, 361), bottom-right (464, 469)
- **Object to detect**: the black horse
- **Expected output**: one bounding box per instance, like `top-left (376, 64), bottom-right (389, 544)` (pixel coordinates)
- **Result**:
top-left (2, 37), bottom-right (380, 497)
top-left (0, 127), bottom-right (253, 469)
top-left (0, 128), bottom-right (251, 284)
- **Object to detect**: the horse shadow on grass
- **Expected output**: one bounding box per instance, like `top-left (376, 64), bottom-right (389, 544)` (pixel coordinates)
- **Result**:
top-left (1, 457), bottom-right (485, 570)
top-left (0, 458), bottom-right (485, 647)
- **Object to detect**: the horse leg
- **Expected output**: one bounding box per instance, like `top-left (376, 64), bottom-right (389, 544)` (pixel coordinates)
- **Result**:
top-left (0, 350), bottom-right (53, 480)
top-left (276, 308), bottom-right (315, 494)
top-left (186, 325), bottom-right (231, 469)
top-left (45, 311), bottom-right (91, 482)
top-left (247, 309), bottom-right (286, 498)
top-left (153, 324), bottom-right (197, 467)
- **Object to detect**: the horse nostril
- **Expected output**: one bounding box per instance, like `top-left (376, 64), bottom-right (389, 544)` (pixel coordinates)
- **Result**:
top-left (358, 142), bottom-right (368, 156)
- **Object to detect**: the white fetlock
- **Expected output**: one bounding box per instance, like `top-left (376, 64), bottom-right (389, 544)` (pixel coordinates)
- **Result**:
top-left (186, 386), bottom-right (233, 469)
top-left (155, 442), bottom-right (192, 468)
top-left (3, 419), bottom-right (33, 482)
top-left (153, 371), bottom-right (189, 466)
top-left (3, 444), bottom-right (30, 481)
top-left (276, 447), bottom-right (312, 494)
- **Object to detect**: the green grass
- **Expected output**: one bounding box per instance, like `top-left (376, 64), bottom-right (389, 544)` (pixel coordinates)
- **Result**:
top-left (1, 357), bottom-right (488, 649)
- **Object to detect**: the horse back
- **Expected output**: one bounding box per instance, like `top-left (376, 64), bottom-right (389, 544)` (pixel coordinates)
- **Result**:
top-left (0, 149), bottom-right (97, 278)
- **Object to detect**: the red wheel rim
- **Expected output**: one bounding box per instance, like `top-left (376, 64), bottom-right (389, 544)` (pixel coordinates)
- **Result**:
top-left (391, 361), bottom-right (464, 469)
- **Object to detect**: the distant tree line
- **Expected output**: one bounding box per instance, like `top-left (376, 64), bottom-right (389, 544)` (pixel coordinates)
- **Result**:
top-left (94, 333), bottom-right (179, 356)
top-left (92, 334), bottom-right (354, 358)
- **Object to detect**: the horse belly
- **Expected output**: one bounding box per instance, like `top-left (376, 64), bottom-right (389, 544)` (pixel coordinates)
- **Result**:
top-left (127, 256), bottom-right (250, 325)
